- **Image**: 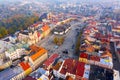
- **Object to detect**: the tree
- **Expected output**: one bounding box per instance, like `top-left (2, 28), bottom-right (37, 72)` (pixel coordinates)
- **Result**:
top-left (75, 31), bottom-right (82, 54)
top-left (8, 27), bottom-right (15, 34)
top-left (53, 36), bottom-right (58, 44)
top-left (53, 36), bottom-right (65, 45)
top-left (0, 34), bottom-right (2, 38)
top-left (0, 27), bottom-right (8, 37)
top-left (59, 37), bottom-right (64, 45)
top-left (0, 14), bottom-right (39, 38)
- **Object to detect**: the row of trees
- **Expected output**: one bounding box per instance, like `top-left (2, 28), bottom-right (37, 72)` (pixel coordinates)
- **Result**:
top-left (0, 14), bottom-right (39, 38)
top-left (75, 30), bottom-right (83, 54)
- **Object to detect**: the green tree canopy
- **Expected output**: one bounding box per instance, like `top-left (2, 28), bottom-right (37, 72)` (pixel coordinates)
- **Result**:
top-left (0, 14), bottom-right (39, 38)
top-left (0, 27), bottom-right (8, 38)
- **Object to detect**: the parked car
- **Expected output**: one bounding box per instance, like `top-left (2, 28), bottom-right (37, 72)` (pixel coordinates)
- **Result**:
top-left (62, 50), bottom-right (68, 54)
top-left (54, 45), bottom-right (59, 49)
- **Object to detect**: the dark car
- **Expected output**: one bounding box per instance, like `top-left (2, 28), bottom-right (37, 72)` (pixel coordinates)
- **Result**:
top-left (62, 50), bottom-right (68, 54)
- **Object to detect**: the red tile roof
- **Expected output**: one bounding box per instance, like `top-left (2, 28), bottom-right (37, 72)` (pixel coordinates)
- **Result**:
top-left (101, 38), bottom-right (109, 43)
top-left (41, 25), bottom-right (50, 32)
top-left (53, 62), bottom-right (62, 70)
top-left (92, 27), bottom-right (97, 30)
top-left (19, 62), bottom-right (30, 71)
top-left (43, 54), bottom-right (59, 67)
top-left (80, 53), bottom-right (88, 59)
top-left (76, 62), bottom-right (85, 77)
top-left (66, 76), bottom-right (74, 80)
top-left (101, 51), bottom-right (112, 58)
top-left (86, 44), bottom-right (95, 53)
top-left (30, 48), bottom-right (47, 61)
top-left (29, 45), bottom-right (41, 52)
top-left (90, 56), bottom-right (100, 62)
top-left (84, 30), bottom-right (91, 34)
top-left (60, 59), bottom-right (78, 75)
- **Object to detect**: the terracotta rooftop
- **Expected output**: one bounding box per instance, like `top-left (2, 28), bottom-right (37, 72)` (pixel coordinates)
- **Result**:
top-left (80, 53), bottom-right (88, 59)
top-left (86, 44), bottom-right (95, 53)
top-left (60, 59), bottom-right (78, 75)
top-left (29, 45), bottom-right (42, 52)
top-left (66, 76), bottom-right (74, 80)
top-left (30, 48), bottom-right (47, 61)
top-left (53, 62), bottom-right (62, 70)
top-left (76, 62), bottom-right (85, 77)
top-left (43, 54), bottom-right (59, 67)
top-left (101, 51), bottom-right (112, 58)
top-left (41, 25), bottom-right (50, 32)
top-left (19, 62), bottom-right (30, 71)
top-left (90, 55), bottom-right (100, 62)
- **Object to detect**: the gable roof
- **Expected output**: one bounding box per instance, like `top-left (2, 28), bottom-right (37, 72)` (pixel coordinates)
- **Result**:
top-left (30, 48), bottom-right (47, 61)
top-left (60, 59), bottom-right (78, 75)
top-left (41, 25), bottom-right (50, 32)
top-left (19, 62), bottom-right (30, 71)
top-left (29, 45), bottom-right (41, 52)
top-left (76, 62), bottom-right (85, 77)
top-left (43, 54), bottom-right (59, 67)
top-left (80, 53), bottom-right (88, 59)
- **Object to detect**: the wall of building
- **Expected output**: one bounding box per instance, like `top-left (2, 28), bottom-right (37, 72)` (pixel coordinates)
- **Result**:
top-left (11, 68), bottom-right (32, 80)
top-left (0, 61), bottom-right (12, 70)
top-left (33, 52), bottom-right (48, 69)
top-left (11, 52), bottom-right (48, 80)
top-left (114, 42), bottom-right (120, 62)
top-left (29, 52), bottom-right (48, 66)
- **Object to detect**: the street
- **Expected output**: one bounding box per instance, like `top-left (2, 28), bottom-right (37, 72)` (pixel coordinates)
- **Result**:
top-left (37, 21), bottom-right (82, 60)
top-left (110, 42), bottom-right (120, 72)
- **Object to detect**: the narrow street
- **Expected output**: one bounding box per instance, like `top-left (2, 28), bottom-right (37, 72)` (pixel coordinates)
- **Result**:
top-left (110, 42), bottom-right (120, 72)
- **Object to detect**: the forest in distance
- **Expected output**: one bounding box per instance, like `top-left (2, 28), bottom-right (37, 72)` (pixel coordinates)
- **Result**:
top-left (0, 14), bottom-right (39, 38)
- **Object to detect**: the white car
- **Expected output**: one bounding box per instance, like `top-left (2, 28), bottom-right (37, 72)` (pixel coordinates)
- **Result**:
top-left (54, 32), bottom-right (58, 34)
top-left (59, 32), bottom-right (64, 35)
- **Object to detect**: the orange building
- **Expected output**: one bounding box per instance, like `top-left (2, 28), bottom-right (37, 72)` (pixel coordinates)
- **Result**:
top-left (30, 48), bottom-right (47, 61)
top-left (29, 46), bottom-right (48, 68)
top-left (41, 24), bottom-right (50, 38)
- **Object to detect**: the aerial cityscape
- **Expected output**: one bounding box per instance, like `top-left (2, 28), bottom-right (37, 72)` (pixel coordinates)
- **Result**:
top-left (0, 0), bottom-right (120, 80)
